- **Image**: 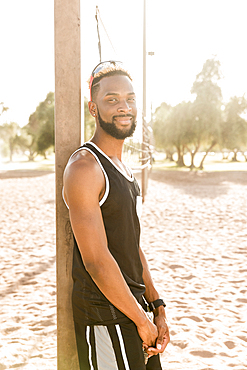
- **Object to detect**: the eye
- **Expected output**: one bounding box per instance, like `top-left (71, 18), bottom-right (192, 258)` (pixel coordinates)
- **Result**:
top-left (128, 97), bottom-right (136, 102)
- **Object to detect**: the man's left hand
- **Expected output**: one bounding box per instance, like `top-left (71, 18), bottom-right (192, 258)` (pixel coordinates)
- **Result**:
top-left (144, 313), bottom-right (170, 357)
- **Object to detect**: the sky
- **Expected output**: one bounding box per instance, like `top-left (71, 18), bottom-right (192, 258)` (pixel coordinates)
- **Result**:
top-left (0, 0), bottom-right (247, 127)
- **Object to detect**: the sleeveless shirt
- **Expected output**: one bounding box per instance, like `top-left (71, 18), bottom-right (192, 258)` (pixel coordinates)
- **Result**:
top-left (71, 142), bottom-right (146, 325)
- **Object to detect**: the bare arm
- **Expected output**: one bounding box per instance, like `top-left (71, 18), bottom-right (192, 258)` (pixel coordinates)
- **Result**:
top-left (139, 246), bottom-right (170, 354)
top-left (63, 152), bottom-right (158, 346)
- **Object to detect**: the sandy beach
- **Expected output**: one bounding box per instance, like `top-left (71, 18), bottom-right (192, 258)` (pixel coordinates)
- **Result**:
top-left (0, 168), bottom-right (247, 369)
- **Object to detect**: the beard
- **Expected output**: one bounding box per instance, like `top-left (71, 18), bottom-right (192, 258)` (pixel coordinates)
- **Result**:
top-left (98, 111), bottom-right (137, 140)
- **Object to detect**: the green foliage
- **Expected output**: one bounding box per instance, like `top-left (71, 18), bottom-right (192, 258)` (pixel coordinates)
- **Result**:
top-left (152, 102), bottom-right (172, 149)
top-left (191, 57), bottom-right (222, 104)
top-left (221, 96), bottom-right (247, 160)
top-left (152, 57), bottom-right (224, 169)
top-left (190, 58), bottom-right (223, 168)
top-left (165, 102), bottom-right (193, 147)
top-left (165, 102), bottom-right (195, 166)
top-left (0, 102), bottom-right (19, 161)
top-left (0, 102), bottom-right (9, 116)
top-left (23, 92), bottom-right (54, 159)
top-left (0, 122), bottom-right (20, 161)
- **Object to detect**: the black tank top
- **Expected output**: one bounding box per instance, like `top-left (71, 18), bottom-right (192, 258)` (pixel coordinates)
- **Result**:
top-left (71, 142), bottom-right (146, 325)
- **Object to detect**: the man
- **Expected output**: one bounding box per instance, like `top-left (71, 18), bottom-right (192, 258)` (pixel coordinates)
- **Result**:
top-left (63, 61), bottom-right (169, 370)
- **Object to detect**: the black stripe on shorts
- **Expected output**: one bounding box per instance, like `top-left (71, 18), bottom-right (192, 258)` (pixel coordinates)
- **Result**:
top-left (74, 320), bottom-right (162, 370)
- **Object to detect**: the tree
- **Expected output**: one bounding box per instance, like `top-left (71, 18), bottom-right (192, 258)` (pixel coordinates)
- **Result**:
top-left (164, 102), bottom-right (194, 167)
top-left (190, 57), bottom-right (223, 169)
top-left (0, 122), bottom-right (20, 161)
top-left (23, 111), bottom-right (40, 160)
top-left (0, 102), bottom-right (8, 116)
top-left (152, 58), bottom-right (223, 169)
top-left (221, 96), bottom-right (247, 161)
top-left (14, 128), bottom-right (35, 159)
top-left (152, 103), bottom-right (172, 147)
top-left (152, 102), bottom-right (174, 159)
top-left (153, 101), bottom-right (195, 167)
top-left (36, 92), bottom-right (55, 157)
top-left (23, 92), bottom-right (54, 160)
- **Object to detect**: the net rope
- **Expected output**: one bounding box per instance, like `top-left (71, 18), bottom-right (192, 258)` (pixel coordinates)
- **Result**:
top-left (122, 120), bottom-right (153, 172)
top-left (94, 7), bottom-right (154, 186)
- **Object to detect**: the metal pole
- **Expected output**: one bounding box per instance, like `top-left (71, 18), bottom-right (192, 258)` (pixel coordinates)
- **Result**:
top-left (95, 6), bottom-right (102, 62)
top-left (54, 0), bottom-right (81, 368)
top-left (142, 0), bottom-right (147, 201)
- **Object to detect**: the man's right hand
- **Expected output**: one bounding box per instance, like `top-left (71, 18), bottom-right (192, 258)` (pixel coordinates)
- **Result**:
top-left (136, 314), bottom-right (158, 348)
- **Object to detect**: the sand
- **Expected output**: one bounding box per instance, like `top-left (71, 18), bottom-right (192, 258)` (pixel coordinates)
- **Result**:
top-left (0, 168), bottom-right (247, 369)
top-left (0, 171), bottom-right (56, 370)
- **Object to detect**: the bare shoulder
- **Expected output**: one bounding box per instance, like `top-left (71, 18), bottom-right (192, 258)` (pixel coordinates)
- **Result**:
top-left (64, 149), bottom-right (101, 179)
top-left (63, 149), bottom-right (105, 208)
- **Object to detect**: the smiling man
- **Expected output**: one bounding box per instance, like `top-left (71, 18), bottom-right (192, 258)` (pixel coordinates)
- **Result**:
top-left (63, 61), bottom-right (169, 370)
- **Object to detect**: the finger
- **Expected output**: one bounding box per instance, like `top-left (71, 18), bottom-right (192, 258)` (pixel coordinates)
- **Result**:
top-left (145, 347), bottom-right (160, 356)
top-left (142, 343), bottom-right (149, 351)
top-left (162, 335), bottom-right (170, 351)
top-left (156, 342), bottom-right (163, 351)
top-left (146, 344), bottom-right (166, 356)
top-left (156, 332), bottom-right (168, 351)
top-left (143, 345), bottom-right (155, 359)
top-left (146, 335), bottom-right (170, 355)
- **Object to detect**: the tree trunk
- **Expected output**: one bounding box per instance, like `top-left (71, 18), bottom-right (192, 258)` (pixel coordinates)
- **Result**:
top-left (199, 141), bottom-right (216, 170)
top-left (9, 139), bottom-right (14, 162)
top-left (28, 149), bottom-right (35, 161)
top-left (166, 149), bottom-right (174, 161)
top-left (231, 149), bottom-right (238, 162)
top-left (222, 151), bottom-right (229, 160)
top-left (190, 151), bottom-right (196, 169)
top-left (187, 144), bottom-right (200, 170)
top-left (176, 146), bottom-right (185, 167)
top-left (242, 152), bottom-right (247, 162)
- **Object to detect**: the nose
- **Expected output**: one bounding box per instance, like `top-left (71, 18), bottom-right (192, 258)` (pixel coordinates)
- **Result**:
top-left (118, 100), bottom-right (132, 113)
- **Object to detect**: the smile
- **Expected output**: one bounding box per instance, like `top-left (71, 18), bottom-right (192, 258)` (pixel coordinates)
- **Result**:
top-left (115, 118), bottom-right (131, 124)
top-left (113, 115), bottom-right (133, 125)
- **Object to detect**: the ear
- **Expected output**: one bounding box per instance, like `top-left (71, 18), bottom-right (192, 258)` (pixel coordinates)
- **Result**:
top-left (88, 101), bottom-right (97, 118)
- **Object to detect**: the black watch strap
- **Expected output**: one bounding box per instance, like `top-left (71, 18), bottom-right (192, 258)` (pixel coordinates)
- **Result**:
top-left (148, 299), bottom-right (166, 312)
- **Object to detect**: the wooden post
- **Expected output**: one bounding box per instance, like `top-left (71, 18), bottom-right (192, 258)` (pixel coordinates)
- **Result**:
top-left (54, 0), bottom-right (81, 369)
top-left (142, 0), bottom-right (148, 201)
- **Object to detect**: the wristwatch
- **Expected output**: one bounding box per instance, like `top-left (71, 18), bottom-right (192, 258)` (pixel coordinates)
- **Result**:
top-left (148, 299), bottom-right (166, 312)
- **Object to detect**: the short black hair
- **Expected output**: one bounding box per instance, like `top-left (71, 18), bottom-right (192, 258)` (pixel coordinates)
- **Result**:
top-left (90, 66), bottom-right (132, 101)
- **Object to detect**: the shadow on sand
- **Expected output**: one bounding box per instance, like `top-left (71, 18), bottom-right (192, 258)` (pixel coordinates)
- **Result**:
top-left (149, 169), bottom-right (247, 186)
top-left (0, 169), bottom-right (54, 179)
top-left (0, 256), bottom-right (56, 299)
top-left (137, 169), bottom-right (247, 199)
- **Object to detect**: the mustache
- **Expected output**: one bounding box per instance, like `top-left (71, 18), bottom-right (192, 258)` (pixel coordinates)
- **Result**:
top-left (113, 114), bottom-right (135, 119)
